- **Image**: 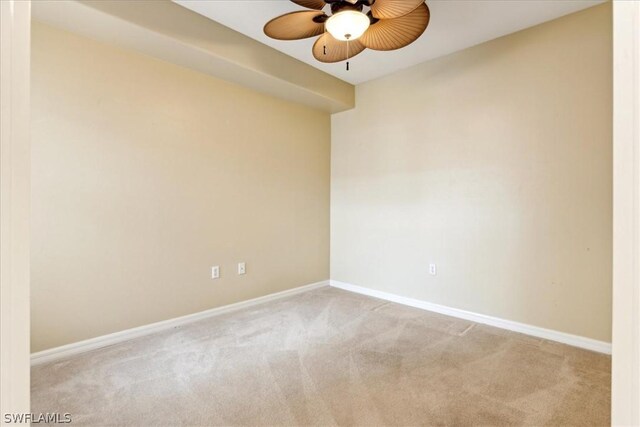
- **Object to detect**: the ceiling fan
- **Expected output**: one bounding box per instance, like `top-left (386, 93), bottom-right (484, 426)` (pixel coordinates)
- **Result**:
top-left (263, 0), bottom-right (430, 69)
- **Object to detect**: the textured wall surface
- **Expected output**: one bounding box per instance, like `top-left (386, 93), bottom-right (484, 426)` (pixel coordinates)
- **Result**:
top-left (31, 23), bottom-right (330, 352)
top-left (331, 4), bottom-right (612, 341)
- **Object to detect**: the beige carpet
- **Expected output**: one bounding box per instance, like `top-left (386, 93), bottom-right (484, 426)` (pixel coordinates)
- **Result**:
top-left (32, 287), bottom-right (610, 426)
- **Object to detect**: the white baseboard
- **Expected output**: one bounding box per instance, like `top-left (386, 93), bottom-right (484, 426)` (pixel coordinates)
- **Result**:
top-left (32, 278), bottom-right (610, 366)
top-left (330, 280), bottom-right (611, 355)
top-left (31, 280), bottom-right (329, 366)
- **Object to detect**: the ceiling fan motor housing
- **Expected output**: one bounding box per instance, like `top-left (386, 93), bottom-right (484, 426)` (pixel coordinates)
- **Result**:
top-left (328, 0), bottom-right (375, 15)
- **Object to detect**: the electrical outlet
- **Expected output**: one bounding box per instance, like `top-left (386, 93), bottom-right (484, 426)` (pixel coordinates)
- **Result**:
top-left (237, 262), bottom-right (246, 275)
top-left (429, 263), bottom-right (437, 276)
top-left (211, 266), bottom-right (220, 279)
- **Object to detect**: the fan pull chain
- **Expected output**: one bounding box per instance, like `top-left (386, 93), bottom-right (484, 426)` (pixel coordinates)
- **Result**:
top-left (346, 38), bottom-right (350, 71)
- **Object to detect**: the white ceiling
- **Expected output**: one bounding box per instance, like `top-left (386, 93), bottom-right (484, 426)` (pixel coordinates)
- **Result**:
top-left (174, 0), bottom-right (604, 85)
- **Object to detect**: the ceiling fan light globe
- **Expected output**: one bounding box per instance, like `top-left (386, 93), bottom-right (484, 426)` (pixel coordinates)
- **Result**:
top-left (325, 11), bottom-right (370, 41)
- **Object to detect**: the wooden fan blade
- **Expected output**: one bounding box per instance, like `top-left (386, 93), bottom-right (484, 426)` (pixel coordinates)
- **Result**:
top-left (360, 3), bottom-right (430, 51)
top-left (291, 0), bottom-right (326, 10)
top-left (264, 11), bottom-right (327, 40)
top-left (370, 0), bottom-right (424, 19)
top-left (312, 33), bottom-right (366, 63)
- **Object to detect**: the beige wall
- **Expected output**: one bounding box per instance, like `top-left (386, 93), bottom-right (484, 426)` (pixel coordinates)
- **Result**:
top-left (32, 0), bottom-right (355, 113)
top-left (331, 4), bottom-right (612, 341)
top-left (31, 23), bottom-right (330, 352)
